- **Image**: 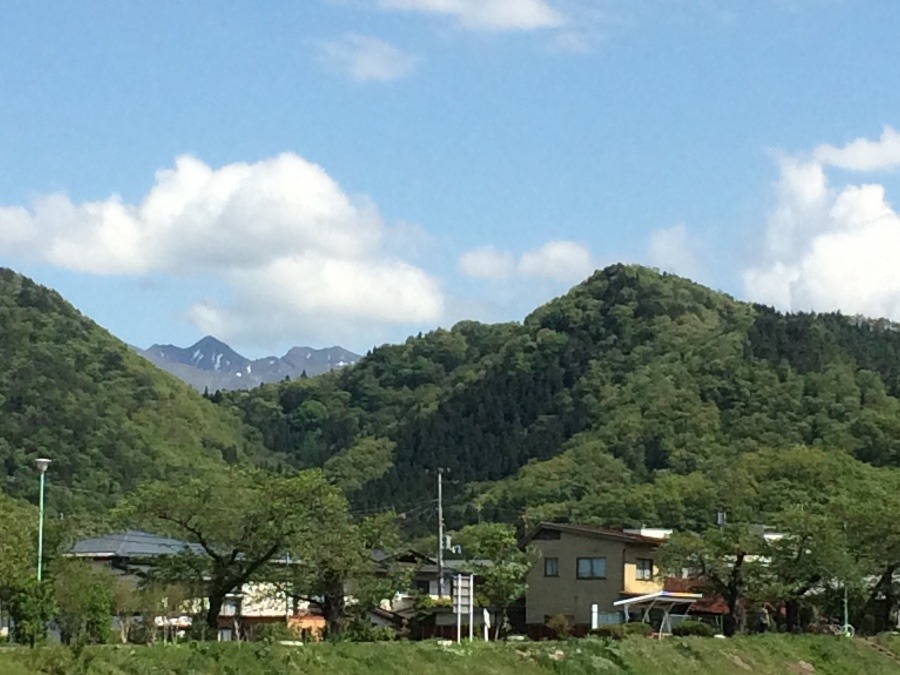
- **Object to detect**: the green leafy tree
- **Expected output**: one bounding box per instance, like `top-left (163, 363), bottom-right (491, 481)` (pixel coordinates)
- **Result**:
top-left (0, 492), bottom-right (38, 594)
top-left (7, 579), bottom-right (55, 646)
top-left (760, 501), bottom-right (867, 633)
top-left (119, 468), bottom-right (339, 635)
top-left (53, 558), bottom-right (114, 645)
top-left (110, 577), bottom-right (146, 644)
top-left (456, 522), bottom-right (531, 638)
top-left (0, 492), bottom-right (56, 646)
top-left (842, 473), bottom-right (900, 632)
top-left (659, 525), bottom-right (768, 637)
top-left (283, 510), bottom-right (408, 638)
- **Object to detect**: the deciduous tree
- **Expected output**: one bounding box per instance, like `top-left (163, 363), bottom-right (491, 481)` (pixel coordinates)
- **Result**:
top-left (119, 468), bottom-right (338, 635)
top-left (659, 525), bottom-right (767, 637)
top-left (456, 522), bottom-right (531, 638)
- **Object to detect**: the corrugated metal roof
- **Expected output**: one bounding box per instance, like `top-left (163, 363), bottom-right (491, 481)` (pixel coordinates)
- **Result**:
top-left (70, 530), bottom-right (204, 558)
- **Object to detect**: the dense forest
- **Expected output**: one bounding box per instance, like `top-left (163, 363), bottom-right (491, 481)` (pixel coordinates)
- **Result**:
top-left (5, 263), bottom-right (900, 538)
top-left (0, 269), bottom-right (260, 518)
top-left (212, 264), bottom-right (900, 533)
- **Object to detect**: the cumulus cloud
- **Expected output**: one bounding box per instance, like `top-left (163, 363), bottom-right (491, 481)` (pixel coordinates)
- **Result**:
top-left (317, 34), bottom-right (418, 82)
top-left (458, 240), bottom-right (594, 283)
top-left (458, 246), bottom-right (515, 279)
top-left (744, 127), bottom-right (900, 320)
top-left (813, 125), bottom-right (900, 172)
top-left (0, 153), bottom-right (444, 346)
top-left (518, 240), bottom-right (593, 281)
top-left (377, 0), bottom-right (564, 32)
top-left (647, 223), bottom-right (700, 280)
top-left (191, 254), bottom-right (443, 346)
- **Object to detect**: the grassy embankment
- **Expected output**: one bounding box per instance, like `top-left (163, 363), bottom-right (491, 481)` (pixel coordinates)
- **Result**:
top-left (2, 635), bottom-right (900, 675)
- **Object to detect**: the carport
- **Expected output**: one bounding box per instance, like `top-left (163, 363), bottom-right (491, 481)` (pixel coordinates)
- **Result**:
top-left (613, 590), bottom-right (703, 637)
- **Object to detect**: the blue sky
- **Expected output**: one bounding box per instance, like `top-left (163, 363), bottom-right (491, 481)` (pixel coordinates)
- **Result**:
top-left (2, 0), bottom-right (900, 356)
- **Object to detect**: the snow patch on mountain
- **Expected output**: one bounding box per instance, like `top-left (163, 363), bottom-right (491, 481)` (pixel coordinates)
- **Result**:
top-left (138, 337), bottom-right (361, 391)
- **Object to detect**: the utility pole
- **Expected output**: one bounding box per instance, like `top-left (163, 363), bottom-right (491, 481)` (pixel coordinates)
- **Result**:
top-left (437, 468), bottom-right (445, 597)
top-left (36, 458), bottom-right (51, 581)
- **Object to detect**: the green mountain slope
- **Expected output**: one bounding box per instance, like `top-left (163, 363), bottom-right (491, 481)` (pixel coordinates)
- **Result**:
top-left (217, 264), bottom-right (900, 530)
top-left (0, 269), bottom-right (257, 516)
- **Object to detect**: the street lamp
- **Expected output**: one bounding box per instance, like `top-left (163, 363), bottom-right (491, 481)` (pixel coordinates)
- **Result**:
top-left (35, 458), bottom-right (50, 582)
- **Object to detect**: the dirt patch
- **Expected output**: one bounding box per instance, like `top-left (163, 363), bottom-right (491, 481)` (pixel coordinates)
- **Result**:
top-left (788, 661), bottom-right (815, 674)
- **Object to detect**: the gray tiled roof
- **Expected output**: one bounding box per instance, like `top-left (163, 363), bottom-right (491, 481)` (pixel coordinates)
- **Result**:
top-left (70, 530), bottom-right (204, 558)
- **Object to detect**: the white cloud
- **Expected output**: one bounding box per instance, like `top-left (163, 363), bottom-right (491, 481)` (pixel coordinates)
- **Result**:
top-left (0, 153), bottom-right (444, 346)
top-left (191, 254), bottom-right (443, 346)
top-left (647, 223), bottom-right (700, 280)
top-left (457, 239), bottom-right (594, 283)
top-left (458, 246), bottom-right (515, 279)
top-left (813, 126), bottom-right (900, 172)
top-left (317, 34), bottom-right (417, 82)
top-left (377, 0), bottom-right (564, 32)
top-left (744, 127), bottom-right (900, 320)
top-left (518, 240), bottom-right (593, 281)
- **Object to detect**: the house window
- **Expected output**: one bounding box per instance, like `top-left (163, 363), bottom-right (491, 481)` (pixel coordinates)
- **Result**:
top-left (576, 557), bottom-right (607, 579)
top-left (636, 558), bottom-right (654, 581)
top-left (544, 557), bottom-right (559, 577)
top-left (222, 597), bottom-right (242, 616)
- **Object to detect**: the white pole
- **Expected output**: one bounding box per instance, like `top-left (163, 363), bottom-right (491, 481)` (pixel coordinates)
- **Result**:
top-left (437, 469), bottom-right (445, 598)
top-left (456, 574), bottom-right (462, 643)
top-left (591, 603), bottom-right (599, 630)
top-left (35, 458), bottom-right (51, 582)
top-left (468, 575), bottom-right (474, 641)
top-left (483, 608), bottom-right (490, 641)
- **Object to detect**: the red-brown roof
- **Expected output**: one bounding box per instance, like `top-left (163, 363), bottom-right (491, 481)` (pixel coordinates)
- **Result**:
top-left (663, 577), bottom-right (729, 615)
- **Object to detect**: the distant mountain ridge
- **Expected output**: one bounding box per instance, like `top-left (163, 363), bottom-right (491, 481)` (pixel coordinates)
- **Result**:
top-left (138, 336), bottom-right (360, 391)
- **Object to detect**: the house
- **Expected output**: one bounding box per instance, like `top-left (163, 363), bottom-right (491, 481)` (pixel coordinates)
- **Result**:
top-left (369, 549), bottom-right (494, 639)
top-left (521, 522), bottom-right (667, 636)
top-left (71, 533), bottom-right (424, 641)
top-left (374, 549), bottom-right (484, 611)
top-left (69, 531), bottom-right (304, 641)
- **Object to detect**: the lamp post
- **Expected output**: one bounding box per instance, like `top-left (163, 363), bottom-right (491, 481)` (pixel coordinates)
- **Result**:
top-left (35, 458), bottom-right (50, 582)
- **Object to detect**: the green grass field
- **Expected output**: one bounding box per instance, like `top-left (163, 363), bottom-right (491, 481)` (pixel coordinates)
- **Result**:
top-left (1, 635), bottom-right (899, 674)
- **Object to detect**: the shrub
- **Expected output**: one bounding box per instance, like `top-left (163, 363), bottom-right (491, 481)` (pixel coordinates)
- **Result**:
top-left (590, 625), bottom-right (624, 639)
top-left (624, 622), bottom-right (653, 637)
top-left (545, 614), bottom-right (573, 638)
top-left (249, 622), bottom-right (296, 643)
top-left (340, 621), bottom-right (397, 643)
top-left (672, 620), bottom-right (715, 637)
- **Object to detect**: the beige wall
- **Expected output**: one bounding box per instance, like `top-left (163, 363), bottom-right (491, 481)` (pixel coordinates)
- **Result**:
top-left (622, 547), bottom-right (662, 596)
top-left (525, 532), bottom-right (661, 626)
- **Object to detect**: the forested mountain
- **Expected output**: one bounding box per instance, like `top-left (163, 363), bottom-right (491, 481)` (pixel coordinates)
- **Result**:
top-left (218, 264), bottom-right (900, 533)
top-left (138, 337), bottom-right (360, 392)
top-left (0, 269), bottom-right (259, 517)
top-left (7, 262), bottom-right (900, 536)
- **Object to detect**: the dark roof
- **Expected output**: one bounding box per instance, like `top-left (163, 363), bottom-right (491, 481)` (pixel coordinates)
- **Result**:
top-left (70, 530), bottom-right (204, 558)
top-left (371, 548), bottom-right (434, 565)
top-left (370, 607), bottom-right (406, 626)
top-left (521, 522), bottom-right (663, 547)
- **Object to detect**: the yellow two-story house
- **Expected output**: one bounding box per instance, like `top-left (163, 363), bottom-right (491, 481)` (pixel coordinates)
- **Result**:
top-left (522, 522), bottom-right (668, 635)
